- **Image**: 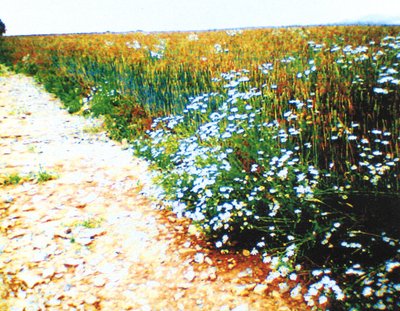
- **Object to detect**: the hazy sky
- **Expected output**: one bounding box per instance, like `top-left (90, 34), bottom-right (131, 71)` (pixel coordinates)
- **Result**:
top-left (2, 0), bottom-right (400, 36)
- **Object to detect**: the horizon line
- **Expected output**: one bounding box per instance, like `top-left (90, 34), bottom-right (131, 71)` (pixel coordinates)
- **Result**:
top-left (5, 22), bottom-right (400, 37)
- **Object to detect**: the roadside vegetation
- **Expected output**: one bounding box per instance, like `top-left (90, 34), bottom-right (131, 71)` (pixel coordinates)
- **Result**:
top-left (1, 26), bottom-right (399, 310)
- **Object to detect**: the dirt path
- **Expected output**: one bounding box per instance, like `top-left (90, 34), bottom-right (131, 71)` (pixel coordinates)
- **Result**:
top-left (0, 72), bottom-right (305, 311)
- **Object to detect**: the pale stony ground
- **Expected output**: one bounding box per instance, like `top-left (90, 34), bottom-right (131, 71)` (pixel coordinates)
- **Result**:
top-left (0, 73), bottom-right (307, 311)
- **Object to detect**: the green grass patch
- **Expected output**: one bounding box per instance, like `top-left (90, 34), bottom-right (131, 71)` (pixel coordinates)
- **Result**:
top-left (0, 173), bottom-right (23, 186)
top-left (82, 123), bottom-right (104, 134)
top-left (74, 217), bottom-right (104, 229)
top-left (0, 168), bottom-right (58, 186)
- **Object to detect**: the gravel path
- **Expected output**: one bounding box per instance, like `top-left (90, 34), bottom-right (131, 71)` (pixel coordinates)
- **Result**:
top-left (0, 73), bottom-right (305, 310)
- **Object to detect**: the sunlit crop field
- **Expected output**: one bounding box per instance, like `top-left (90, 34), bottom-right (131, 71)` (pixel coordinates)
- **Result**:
top-left (1, 26), bottom-right (399, 310)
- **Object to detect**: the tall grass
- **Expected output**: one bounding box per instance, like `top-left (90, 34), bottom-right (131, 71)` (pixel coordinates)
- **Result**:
top-left (1, 26), bottom-right (399, 310)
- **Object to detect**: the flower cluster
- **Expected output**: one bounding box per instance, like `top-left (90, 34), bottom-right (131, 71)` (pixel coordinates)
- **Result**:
top-left (135, 48), bottom-right (400, 308)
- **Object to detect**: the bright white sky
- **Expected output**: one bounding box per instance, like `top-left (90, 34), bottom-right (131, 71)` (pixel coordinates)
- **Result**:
top-left (2, 0), bottom-right (400, 36)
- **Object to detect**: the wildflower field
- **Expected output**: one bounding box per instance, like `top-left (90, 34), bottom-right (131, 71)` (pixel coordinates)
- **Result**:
top-left (1, 26), bottom-right (399, 310)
